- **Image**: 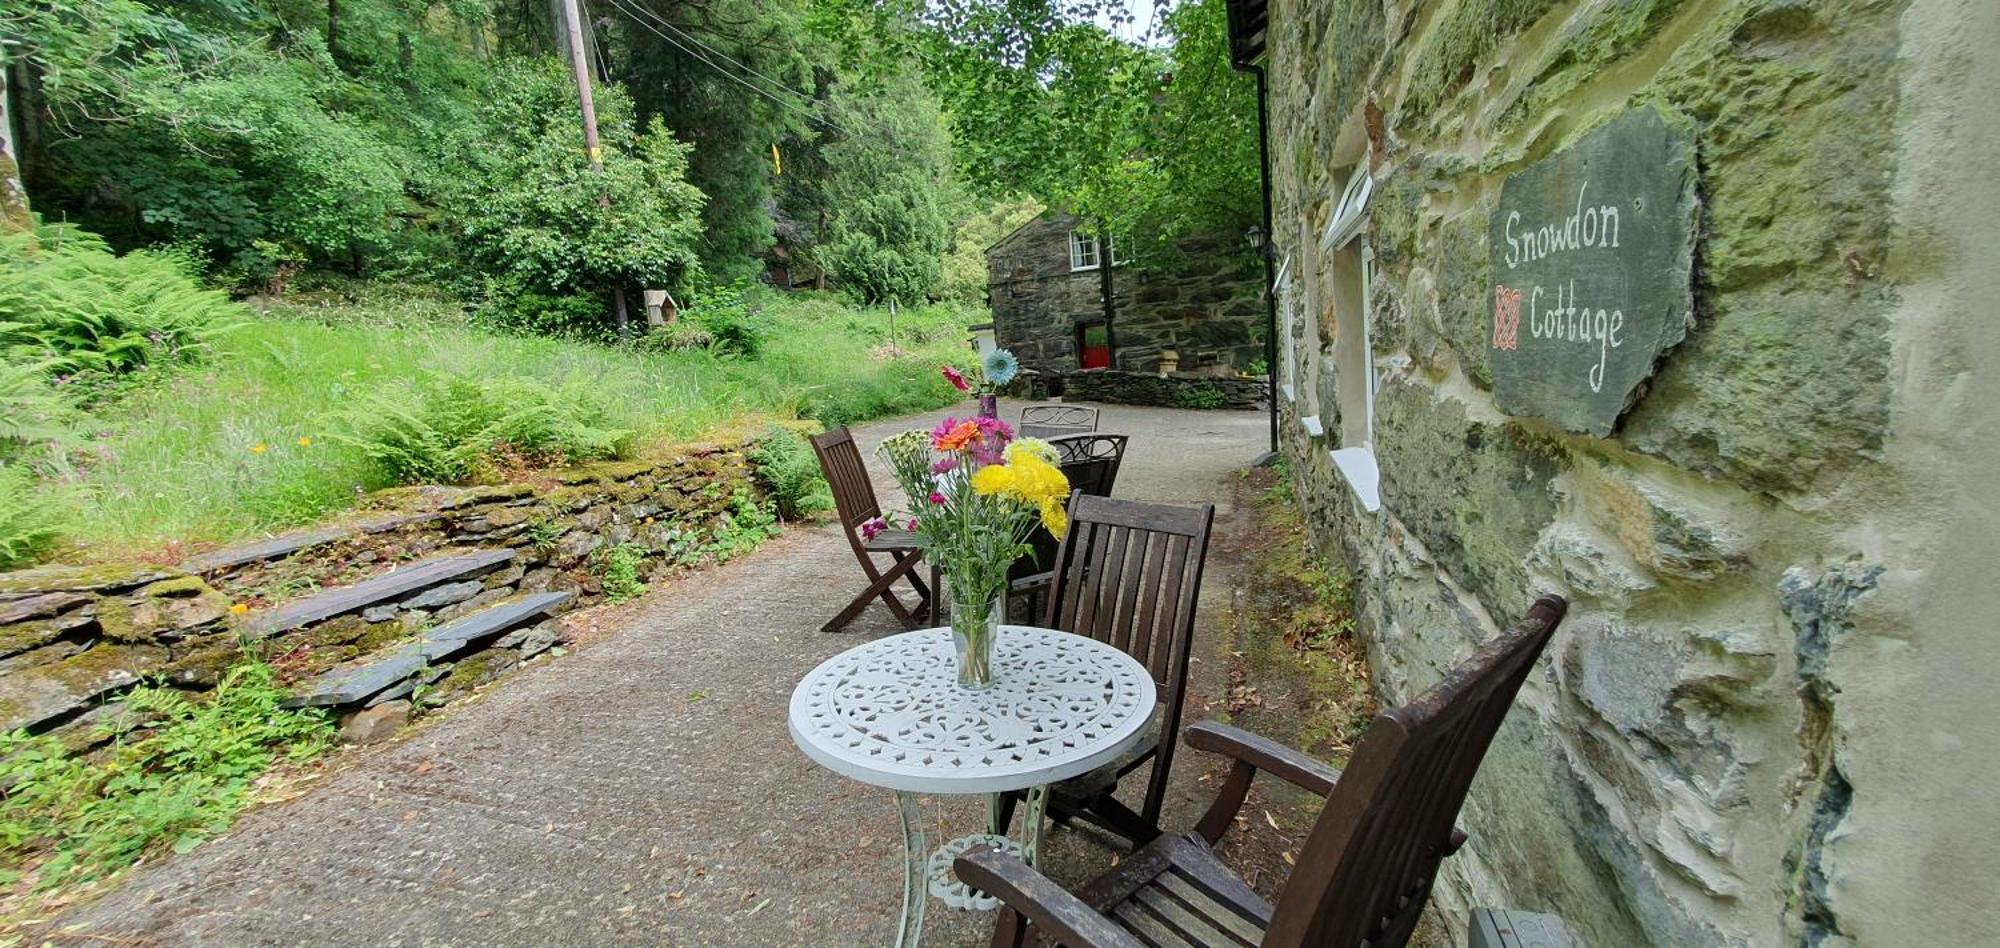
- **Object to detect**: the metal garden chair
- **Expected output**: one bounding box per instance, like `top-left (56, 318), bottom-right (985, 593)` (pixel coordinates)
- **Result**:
top-left (1020, 404), bottom-right (1101, 440)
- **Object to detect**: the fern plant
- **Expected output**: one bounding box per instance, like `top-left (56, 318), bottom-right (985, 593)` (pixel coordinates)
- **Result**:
top-left (330, 372), bottom-right (635, 484)
top-left (0, 224), bottom-right (238, 379)
top-left (0, 463), bottom-right (63, 568)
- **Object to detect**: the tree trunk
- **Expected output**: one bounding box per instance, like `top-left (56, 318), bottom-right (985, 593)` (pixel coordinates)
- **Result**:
top-left (0, 57), bottom-right (34, 242)
top-left (327, 0), bottom-right (340, 60)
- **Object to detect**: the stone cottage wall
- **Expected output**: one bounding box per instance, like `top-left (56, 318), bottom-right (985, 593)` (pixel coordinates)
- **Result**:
top-left (985, 214), bottom-right (1266, 379)
top-left (1262, 0), bottom-right (2000, 945)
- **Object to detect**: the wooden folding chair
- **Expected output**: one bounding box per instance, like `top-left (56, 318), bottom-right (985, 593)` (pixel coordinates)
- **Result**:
top-left (809, 427), bottom-right (932, 634)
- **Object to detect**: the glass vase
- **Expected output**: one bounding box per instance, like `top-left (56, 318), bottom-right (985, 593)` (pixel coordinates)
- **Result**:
top-left (977, 393), bottom-right (999, 419)
top-left (951, 595), bottom-right (1002, 689)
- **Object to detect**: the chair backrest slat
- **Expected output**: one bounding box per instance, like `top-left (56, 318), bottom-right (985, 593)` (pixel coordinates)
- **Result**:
top-left (1262, 595), bottom-right (1568, 948)
top-left (1043, 494), bottom-right (1216, 826)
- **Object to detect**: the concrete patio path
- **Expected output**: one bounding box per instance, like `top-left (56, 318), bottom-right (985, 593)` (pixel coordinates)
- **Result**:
top-left (51, 402), bottom-right (1287, 947)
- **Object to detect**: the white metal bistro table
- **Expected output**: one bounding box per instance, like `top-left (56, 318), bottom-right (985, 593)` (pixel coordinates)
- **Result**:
top-left (789, 625), bottom-right (1155, 948)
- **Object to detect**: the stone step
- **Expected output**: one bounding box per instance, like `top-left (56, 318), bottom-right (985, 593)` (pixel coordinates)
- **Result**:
top-left (178, 512), bottom-right (436, 575)
top-left (284, 591), bottom-right (571, 708)
top-left (248, 549), bottom-right (515, 639)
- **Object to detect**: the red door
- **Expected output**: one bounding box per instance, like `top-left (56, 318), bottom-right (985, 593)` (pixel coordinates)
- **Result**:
top-left (1077, 322), bottom-right (1111, 370)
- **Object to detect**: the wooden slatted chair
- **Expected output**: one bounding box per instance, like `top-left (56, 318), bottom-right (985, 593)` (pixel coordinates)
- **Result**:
top-left (995, 494), bottom-right (1215, 846)
top-left (1020, 404), bottom-right (1101, 440)
top-left (957, 594), bottom-right (1570, 948)
top-left (809, 427), bottom-right (932, 634)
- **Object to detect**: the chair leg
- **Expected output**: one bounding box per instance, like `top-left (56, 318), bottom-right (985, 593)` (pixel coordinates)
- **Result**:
top-left (989, 907), bottom-right (1029, 948)
top-left (1078, 794), bottom-right (1161, 846)
top-left (823, 553), bottom-right (926, 633)
top-left (990, 789), bottom-right (1019, 836)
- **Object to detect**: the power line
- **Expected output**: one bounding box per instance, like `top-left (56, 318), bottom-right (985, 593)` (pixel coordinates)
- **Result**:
top-left (599, 0), bottom-right (851, 135)
top-left (618, 0), bottom-right (821, 108)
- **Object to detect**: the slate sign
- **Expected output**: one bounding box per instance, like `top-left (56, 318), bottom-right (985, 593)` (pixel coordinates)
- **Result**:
top-left (1487, 105), bottom-right (1697, 436)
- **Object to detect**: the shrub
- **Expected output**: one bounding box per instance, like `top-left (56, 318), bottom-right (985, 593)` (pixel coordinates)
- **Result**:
top-left (688, 282), bottom-right (762, 358)
top-left (747, 426), bottom-right (833, 520)
top-left (0, 225), bottom-right (237, 379)
top-left (1175, 384), bottom-right (1228, 410)
top-left (595, 542), bottom-right (650, 603)
top-left (332, 372), bottom-right (634, 484)
top-left (632, 320), bottom-right (715, 353)
top-left (0, 660), bottom-right (334, 887)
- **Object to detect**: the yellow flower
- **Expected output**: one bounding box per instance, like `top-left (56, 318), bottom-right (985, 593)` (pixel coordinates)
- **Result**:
top-left (971, 463), bottom-right (1018, 496)
top-left (297, 436), bottom-right (313, 448)
top-left (229, 602), bottom-right (249, 615)
top-left (249, 442), bottom-right (268, 455)
top-left (1039, 497), bottom-right (1069, 539)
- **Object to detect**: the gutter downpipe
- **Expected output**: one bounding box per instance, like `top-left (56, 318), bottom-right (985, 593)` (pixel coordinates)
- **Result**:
top-left (1250, 63), bottom-right (1279, 465)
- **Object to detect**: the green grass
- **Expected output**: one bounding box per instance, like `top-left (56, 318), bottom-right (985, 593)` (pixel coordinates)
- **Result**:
top-left (44, 289), bottom-right (973, 558)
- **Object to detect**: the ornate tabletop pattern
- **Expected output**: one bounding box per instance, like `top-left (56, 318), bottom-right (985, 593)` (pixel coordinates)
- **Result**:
top-left (789, 626), bottom-right (1155, 794)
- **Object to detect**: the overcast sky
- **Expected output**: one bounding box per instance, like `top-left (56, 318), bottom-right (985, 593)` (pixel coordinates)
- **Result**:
top-left (1097, 0), bottom-right (1175, 46)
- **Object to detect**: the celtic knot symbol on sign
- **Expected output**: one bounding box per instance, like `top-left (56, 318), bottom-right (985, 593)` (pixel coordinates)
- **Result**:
top-left (1492, 283), bottom-right (1523, 351)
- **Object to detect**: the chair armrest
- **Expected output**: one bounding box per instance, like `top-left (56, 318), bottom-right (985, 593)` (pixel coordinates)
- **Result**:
top-left (954, 846), bottom-right (1146, 948)
top-left (1184, 720), bottom-right (1341, 795)
top-left (1184, 720), bottom-right (1343, 845)
top-left (1009, 570), bottom-right (1054, 591)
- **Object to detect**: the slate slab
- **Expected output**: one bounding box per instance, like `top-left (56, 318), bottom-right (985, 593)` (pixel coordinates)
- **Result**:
top-left (283, 591), bottom-right (571, 709)
top-left (1487, 105), bottom-right (1698, 436)
top-left (248, 549), bottom-right (514, 639)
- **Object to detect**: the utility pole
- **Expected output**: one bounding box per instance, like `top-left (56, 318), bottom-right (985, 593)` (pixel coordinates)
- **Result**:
top-left (557, 0), bottom-right (631, 339)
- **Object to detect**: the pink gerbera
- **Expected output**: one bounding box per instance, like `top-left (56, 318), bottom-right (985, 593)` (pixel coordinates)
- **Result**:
top-left (941, 365), bottom-right (970, 391)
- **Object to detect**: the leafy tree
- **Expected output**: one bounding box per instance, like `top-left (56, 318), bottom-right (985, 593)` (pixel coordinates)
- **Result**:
top-left (442, 60), bottom-right (706, 334)
top-left (918, 0), bottom-right (1259, 263)
top-left (817, 73), bottom-right (955, 304)
top-left (614, 0), bottom-right (821, 281)
top-left (938, 196), bottom-right (1042, 303)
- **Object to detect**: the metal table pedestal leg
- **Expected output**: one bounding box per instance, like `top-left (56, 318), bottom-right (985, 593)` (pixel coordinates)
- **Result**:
top-left (896, 790), bottom-right (927, 948)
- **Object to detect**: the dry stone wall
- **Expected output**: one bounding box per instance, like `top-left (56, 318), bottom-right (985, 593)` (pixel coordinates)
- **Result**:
top-left (0, 445), bottom-right (752, 749)
top-left (1264, 0), bottom-right (1999, 944)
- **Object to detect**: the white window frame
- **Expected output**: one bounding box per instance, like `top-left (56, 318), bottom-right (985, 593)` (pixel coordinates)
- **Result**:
top-left (1274, 253), bottom-right (1295, 402)
top-left (1323, 164), bottom-right (1380, 512)
top-left (1068, 231), bottom-right (1102, 271)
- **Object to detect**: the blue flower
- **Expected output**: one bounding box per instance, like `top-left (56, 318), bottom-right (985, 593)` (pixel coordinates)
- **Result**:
top-left (982, 348), bottom-right (1020, 387)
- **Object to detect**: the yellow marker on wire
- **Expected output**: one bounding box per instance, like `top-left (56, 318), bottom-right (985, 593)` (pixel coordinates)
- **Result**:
top-left (771, 144), bottom-right (782, 176)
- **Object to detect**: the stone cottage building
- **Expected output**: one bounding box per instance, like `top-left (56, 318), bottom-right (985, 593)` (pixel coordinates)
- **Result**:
top-left (1227, 0), bottom-right (2000, 944)
top-left (984, 212), bottom-right (1268, 405)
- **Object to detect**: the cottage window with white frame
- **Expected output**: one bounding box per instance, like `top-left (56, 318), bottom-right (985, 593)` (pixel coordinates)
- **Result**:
top-left (1068, 231), bottom-right (1102, 271)
top-left (1320, 163), bottom-right (1380, 512)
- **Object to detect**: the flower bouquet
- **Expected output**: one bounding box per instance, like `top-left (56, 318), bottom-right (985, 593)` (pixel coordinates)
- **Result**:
top-left (872, 416), bottom-right (1068, 687)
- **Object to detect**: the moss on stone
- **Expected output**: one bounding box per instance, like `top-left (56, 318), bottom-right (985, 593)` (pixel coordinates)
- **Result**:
top-left (138, 575), bottom-right (212, 598)
top-left (1372, 383), bottom-right (1565, 618)
top-left (1499, 0), bottom-right (1687, 132)
top-left (1402, 0), bottom-right (1563, 120)
top-left (0, 564), bottom-right (175, 596)
top-left (1619, 1), bottom-right (1898, 493)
